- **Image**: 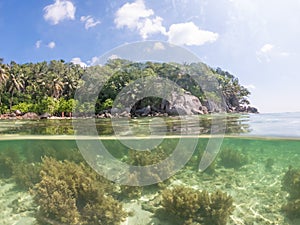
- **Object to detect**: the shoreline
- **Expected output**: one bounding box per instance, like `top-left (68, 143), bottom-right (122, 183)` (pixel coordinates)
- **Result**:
top-left (0, 111), bottom-right (254, 120)
top-left (0, 134), bottom-right (299, 141)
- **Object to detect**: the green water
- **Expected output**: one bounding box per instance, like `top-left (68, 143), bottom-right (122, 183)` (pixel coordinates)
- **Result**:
top-left (0, 114), bottom-right (300, 225)
top-left (0, 136), bottom-right (299, 224)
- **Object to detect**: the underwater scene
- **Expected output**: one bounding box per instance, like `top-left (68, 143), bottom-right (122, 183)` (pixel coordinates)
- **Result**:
top-left (0, 113), bottom-right (300, 225)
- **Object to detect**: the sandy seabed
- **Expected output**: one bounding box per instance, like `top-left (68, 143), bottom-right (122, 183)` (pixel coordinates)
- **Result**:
top-left (0, 167), bottom-right (299, 224)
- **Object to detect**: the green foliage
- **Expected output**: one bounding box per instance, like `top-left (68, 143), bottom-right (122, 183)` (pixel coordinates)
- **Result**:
top-left (11, 102), bottom-right (35, 113)
top-left (0, 105), bottom-right (9, 114)
top-left (101, 98), bottom-right (113, 111)
top-left (37, 96), bottom-right (59, 114)
top-left (33, 157), bottom-right (127, 225)
top-left (0, 59), bottom-right (252, 115)
top-left (76, 102), bottom-right (95, 115)
top-left (58, 98), bottom-right (77, 115)
top-left (219, 147), bottom-right (248, 169)
top-left (161, 186), bottom-right (234, 225)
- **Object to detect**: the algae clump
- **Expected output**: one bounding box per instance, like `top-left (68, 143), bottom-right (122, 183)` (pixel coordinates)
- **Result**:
top-left (160, 185), bottom-right (234, 225)
top-left (219, 147), bottom-right (248, 169)
top-left (282, 166), bottom-right (300, 219)
top-left (33, 157), bottom-right (127, 225)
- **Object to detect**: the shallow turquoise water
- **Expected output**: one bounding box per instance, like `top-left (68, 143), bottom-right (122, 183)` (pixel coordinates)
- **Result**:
top-left (0, 113), bottom-right (300, 225)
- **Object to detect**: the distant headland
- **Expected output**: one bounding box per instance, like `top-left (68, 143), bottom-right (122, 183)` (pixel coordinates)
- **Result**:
top-left (0, 58), bottom-right (258, 119)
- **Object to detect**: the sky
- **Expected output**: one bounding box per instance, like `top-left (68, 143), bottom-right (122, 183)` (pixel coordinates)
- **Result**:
top-left (0, 0), bottom-right (300, 113)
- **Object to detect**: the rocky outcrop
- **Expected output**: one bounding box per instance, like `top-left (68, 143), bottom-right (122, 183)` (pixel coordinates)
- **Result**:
top-left (95, 91), bottom-right (258, 118)
top-left (22, 112), bottom-right (39, 119)
top-left (39, 112), bottom-right (51, 119)
top-left (161, 91), bottom-right (206, 115)
top-left (234, 105), bottom-right (258, 113)
top-left (204, 100), bottom-right (227, 113)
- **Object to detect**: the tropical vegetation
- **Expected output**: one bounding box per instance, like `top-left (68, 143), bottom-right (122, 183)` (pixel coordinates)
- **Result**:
top-left (0, 58), bottom-right (251, 116)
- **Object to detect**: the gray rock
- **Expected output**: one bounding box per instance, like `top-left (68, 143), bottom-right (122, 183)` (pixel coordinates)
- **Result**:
top-left (134, 105), bottom-right (151, 116)
top-left (22, 112), bottom-right (39, 119)
top-left (15, 110), bottom-right (22, 116)
top-left (110, 107), bottom-right (120, 115)
top-left (142, 105), bottom-right (151, 116)
top-left (246, 106), bottom-right (258, 113)
top-left (205, 100), bottom-right (227, 113)
top-left (9, 112), bottom-right (16, 117)
top-left (162, 91), bottom-right (204, 115)
top-left (39, 112), bottom-right (51, 119)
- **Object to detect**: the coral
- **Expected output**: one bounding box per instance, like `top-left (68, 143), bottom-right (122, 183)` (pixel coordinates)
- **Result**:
top-left (33, 157), bottom-right (127, 225)
top-left (219, 147), bottom-right (248, 169)
top-left (160, 186), bottom-right (234, 225)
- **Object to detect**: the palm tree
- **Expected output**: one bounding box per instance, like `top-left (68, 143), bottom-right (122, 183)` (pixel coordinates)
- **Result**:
top-left (0, 61), bottom-right (9, 108)
top-left (62, 63), bottom-right (84, 99)
top-left (46, 60), bottom-right (66, 99)
top-left (7, 61), bottom-right (25, 110)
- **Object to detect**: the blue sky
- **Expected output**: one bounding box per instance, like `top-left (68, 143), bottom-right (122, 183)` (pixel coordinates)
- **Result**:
top-left (0, 0), bottom-right (299, 113)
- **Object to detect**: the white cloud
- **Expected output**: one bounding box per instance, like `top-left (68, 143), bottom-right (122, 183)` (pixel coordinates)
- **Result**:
top-left (80, 16), bottom-right (101, 30)
top-left (47, 41), bottom-right (56, 49)
top-left (256, 43), bottom-right (290, 62)
top-left (167, 22), bottom-right (218, 46)
top-left (279, 52), bottom-right (290, 57)
top-left (71, 57), bottom-right (87, 67)
top-left (108, 54), bottom-right (120, 60)
top-left (44, 0), bottom-right (76, 25)
top-left (260, 44), bottom-right (274, 53)
top-left (139, 17), bottom-right (166, 39)
top-left (153, 42), bottom-right (165, 50)
top-left (89, 56), bottom-right (101, 66)
top-left (115, 0), bottom-right (153, 29)
top-left (114, 0), bottom-right (166, 39)
top-left (114, 1), bottom-right (218, 45)
top-left (35, 40), bottom-right (42, 49)
top-left (244, 84), bottom-right (256, 90)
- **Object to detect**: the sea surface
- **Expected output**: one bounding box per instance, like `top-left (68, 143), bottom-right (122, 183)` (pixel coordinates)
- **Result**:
top-left (0, 112), bottom-right (299, 225)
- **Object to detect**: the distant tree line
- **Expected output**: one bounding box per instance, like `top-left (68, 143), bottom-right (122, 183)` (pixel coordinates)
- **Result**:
top-left (0, 58), bottom-right (250, 116)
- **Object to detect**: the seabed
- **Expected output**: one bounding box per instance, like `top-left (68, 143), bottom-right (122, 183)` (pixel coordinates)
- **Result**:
top-left (0, 135), bottom-right (299, 225)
